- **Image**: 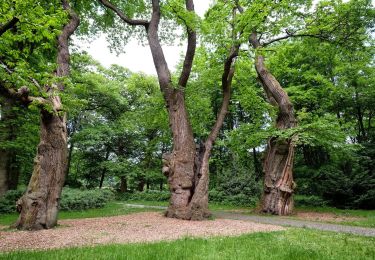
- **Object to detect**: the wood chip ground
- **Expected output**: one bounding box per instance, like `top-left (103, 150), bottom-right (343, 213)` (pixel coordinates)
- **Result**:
top-left (0, 212), bottom-right (285, 252)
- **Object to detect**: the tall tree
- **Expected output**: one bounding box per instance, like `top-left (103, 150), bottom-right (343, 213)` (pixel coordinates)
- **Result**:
top-left (10, 0), bottom-right (80, 230)
top-left (235, 0), bottom-right (374, 215)
top-left (97, 0), bottom-right (239, 219)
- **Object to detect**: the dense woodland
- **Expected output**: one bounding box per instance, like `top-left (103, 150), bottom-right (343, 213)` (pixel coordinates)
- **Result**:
top-left (0, 0), bottom-right (374, 230)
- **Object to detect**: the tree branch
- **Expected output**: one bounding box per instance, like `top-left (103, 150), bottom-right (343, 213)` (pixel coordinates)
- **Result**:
top-left (0, 83), bottom-right (48, 106)
top-left (56, 0), bottom-right (81, 80)
top-left (178, 0), bottom-right (197, 88)
top-left (147, 0), bottom-right (172, 90)
top-left (98, 0), bottom-right (150, 27)
top-left (263, 32), bottom-right (330, 46)
top-left (0, 17), bottom-right (19, 37)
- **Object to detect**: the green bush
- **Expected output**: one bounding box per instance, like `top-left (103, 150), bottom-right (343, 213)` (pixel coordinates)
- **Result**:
top-left (209, 189), bottom-right (258, 207)
top-left (60, 188), bottom-right (114, 211)
top-left (117, 190), bottom-right (170, 202)
top-left (0, 188), bottom-right (114, 213)
top-left (117, 189), bottom-right (259, 207)
top-left (294, 195), bottom-right (327, 207)
top-left (0, 190), bottom-right (24, 214)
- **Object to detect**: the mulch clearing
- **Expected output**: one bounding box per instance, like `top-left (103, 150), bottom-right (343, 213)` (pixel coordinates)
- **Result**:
top-left (0, 211), bottom-right (285, 252)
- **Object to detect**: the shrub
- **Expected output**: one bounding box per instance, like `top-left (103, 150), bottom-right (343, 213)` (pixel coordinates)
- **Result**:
top-left (0, 188), bottom-right (115, 214)
top-left (294, 195), bottom-right (327, 207)
top-left (209, 189), bottom-right (258, 207)
top-left (117, 190), bottom-right (170, 202)
top-left (60, 188), bottom-right (114, 211)
top-left (0, 190), bottom-right (24, 214)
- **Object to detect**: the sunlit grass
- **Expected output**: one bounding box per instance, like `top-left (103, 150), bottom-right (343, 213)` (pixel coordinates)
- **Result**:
top-left (1, 229), bottom-right (374, 259)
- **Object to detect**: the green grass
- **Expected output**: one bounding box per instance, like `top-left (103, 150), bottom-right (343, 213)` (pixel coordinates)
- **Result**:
top-left (1, 200), bottom-right (374, 228)
top-left (0, 202), bottom-right (161, 227)
top-left (294, 206), bottom-right (375, 228)
top-left (123, 200), bottom-right (375, 227)
top-left (1, 229), bottom-right (374, 259)
top-left (122, 200), bottom-right (251, 212)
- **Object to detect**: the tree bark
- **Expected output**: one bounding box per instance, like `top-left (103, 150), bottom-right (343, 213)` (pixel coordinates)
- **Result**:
top-left (14, 0), bottom-right (79, 230)
top-left (14, 110), bottom-right (68, 230)
top-left (99, 149), bottom-right (110, 189)
top-left (120, 176), bottom-right (127, 193)
top-left (250, 33), bottom-right (297, 215)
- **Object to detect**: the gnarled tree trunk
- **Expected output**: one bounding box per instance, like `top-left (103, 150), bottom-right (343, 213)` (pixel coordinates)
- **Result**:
top-left (14, 0), bottom-right (79, 230)
top-left (250, 33), bottom-right (297, 215)
top-left (163, 90), bottom-right (197, 219)
top-left (15, 110), bottom-right (68, 229)
top-left (99, 0), bottom-right (237, 220)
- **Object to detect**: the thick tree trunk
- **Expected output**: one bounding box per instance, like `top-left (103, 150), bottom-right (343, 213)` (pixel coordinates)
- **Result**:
top-left (162, 47), bottom-right (237, 220)
top-left (14, 110), bottom-right (68, 230)
top-left (13, 0), bottom-right (79, 230)
top-left (163, 91), bottom-right (197, 219)
top-left (250, 33), bottom-right (297, 215)
top-left (99, 0), bottom-right (236, 220)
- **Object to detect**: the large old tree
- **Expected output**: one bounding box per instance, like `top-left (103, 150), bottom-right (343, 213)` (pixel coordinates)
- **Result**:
top-left (0, 0), bottom-right (79, 229)
top-left (235, 0), bottom-right (373, 215)
top-left (15, 0), bottom-right (79, 230)
top-left (97, 0), bottom-right (239, 219)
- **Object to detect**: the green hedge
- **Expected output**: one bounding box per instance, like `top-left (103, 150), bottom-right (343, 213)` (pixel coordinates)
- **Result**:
top-left (117, 190), bottom-right (170, 202)
top-left (117, 190), bottom-right (258, 207)
top-left (0, 188), bottom-right (114, 213)
top-left (209, 189), bottom-right (258, 207)
top-left (294, 195), bottom-right (327, 207)
top-left (0, 190), bottom-right (24, 214)
top-left (60, 188), bottom-right (114, 211)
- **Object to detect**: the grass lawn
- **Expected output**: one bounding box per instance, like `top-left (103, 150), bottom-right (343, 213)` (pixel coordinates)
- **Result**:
top-left (1, 229), bottom-right (374, 259)
top-left (1, 200), bottom-right (374, 228)
top-left (293, 206), bottom-right (375, 228)
top-left (0, 202), bottom-right (162, 226)
top-left (122, 200), bottom-right (375, 228)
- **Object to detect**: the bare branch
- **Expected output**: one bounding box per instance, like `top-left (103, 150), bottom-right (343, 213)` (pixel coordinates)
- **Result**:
top-left (98, 0), bottom-right (150, 27)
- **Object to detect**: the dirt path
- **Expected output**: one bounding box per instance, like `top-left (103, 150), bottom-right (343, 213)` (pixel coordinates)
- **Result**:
top-left (125, 204), bottom-right (375, 237)
top-left (0, 212), bottom-right (284, 252)
top-left (215, 212), bottom-right (375, 237)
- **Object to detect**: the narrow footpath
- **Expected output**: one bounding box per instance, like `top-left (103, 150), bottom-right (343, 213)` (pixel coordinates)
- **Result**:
top-left (124, 203), bottom-right (375, 237)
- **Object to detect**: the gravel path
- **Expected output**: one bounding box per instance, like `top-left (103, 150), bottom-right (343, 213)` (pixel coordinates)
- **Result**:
top-left (214, 212), bottom-right (375, 237)
top-left (0, 212), bottom-right (284, 252)
top-left (125, 204), bottom-right (375, 237)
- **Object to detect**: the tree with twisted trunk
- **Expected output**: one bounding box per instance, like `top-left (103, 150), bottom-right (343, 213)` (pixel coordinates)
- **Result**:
top-left (235, 0), bottom-right (373, 215)
top-left (8, 0), bottom-right (80, 230)
top-left (98, 0), bottom-right (240, 220)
